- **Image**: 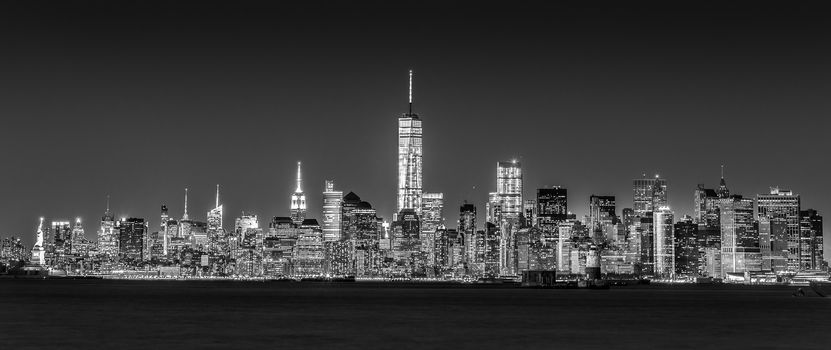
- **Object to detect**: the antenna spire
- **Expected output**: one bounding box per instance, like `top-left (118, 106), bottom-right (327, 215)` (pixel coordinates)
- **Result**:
top-left (295, 161), bottom-right (303, 193)
top-left (721, 164), bottom-right (724, 179)
top-left (105, 195), bottom-right (110, 214)
top-left (408, 69), bottom-right (413, 115)
top-left (183, 188), bottom-right (189, 220)
top-left (216, 184), bottom-right (220, 208)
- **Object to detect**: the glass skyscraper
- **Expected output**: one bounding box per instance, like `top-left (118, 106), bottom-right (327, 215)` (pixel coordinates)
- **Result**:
top-left (721, 195), bottom-right (760, 276)
top-left (653, 206), bottom-right (675, 279)
top-left (632, 175), bottom-right (667, 217)
top-left (322, 180), bottom-right (343, 242)
top-left (397, 70), bottom-right (423, 216)
top-left (755, 188), bottom-right (800, 271)
top-left (488, 160), bottom-right (523, 224)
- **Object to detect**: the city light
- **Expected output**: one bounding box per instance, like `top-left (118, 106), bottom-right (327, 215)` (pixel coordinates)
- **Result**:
top-left (0, 71), bottom-right (825, 287)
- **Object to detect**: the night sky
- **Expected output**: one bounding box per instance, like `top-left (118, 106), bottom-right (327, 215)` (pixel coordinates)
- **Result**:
top-left (1, 1), bottom-right (829, 249)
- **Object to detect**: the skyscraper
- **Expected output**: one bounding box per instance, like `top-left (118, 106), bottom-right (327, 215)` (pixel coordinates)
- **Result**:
top-left (290, 161), bottom-right (307, 225)
top-left (208, 184), bottom-right (225, 254)
top-left (633, 175), bottom-right (667, 217)
top-left (397, 70), bottom-right (423, 215)
top-left (674, 215), bottom-right (701, 277)
top-left (536, 187), bottom-right (568, 231)
top-left (721, 195), bottom-right (760, 276)
top-left (322, 180), bottom-right (343, 242)
top-left (487, 160), bottom-right (523, 224)
top-left (208, 185), bottom-right (223, 234)
top-left (160, 205), bottom-right (169, 232)
top-left (116, 218), bottom-right (147, 263)
top-left (459, 202), bottom-right (477, 263)
top-left (421, 192), bottom-right (444, 268)
top-left (522, 199), bottom-right (536, 228)
top-left (755, 187), bottom-right (800, 271)
top-left (421, 193), bottom-right (444, 235)
top-left (799, 209), bottom-right (823, 269)
top-left (588, 195), bottom-right (616, 242)
top-left (653, 206), bottom-right (675, 279)
top-left (717, 165), bottom-right (730, 199)
top-left (97, 197), bottom-right (117, 261)
top-left (70, 218), bottom-right (84, 255)
top-left (50, 220), bottom-right (71, 267)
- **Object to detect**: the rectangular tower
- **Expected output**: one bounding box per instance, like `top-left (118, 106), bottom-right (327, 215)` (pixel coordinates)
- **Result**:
top-left (397, 70), bottom-right (423, 215)
top-left (755, 188), bottom-right (800, 271)
top-left (633, 175), bottom-right (667, 217)
top-left (322, 180), bottom-right (344, 242)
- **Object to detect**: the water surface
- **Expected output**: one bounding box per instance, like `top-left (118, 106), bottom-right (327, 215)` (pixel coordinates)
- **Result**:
top-left (1, 280), bottom-right (828, 349)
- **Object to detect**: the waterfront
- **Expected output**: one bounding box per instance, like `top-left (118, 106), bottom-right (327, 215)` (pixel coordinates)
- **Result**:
top-left (1, 280), bottom-right (830, 349)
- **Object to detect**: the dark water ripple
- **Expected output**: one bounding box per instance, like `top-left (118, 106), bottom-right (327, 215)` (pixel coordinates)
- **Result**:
top-left (1, 280), bottom-right (829, 349)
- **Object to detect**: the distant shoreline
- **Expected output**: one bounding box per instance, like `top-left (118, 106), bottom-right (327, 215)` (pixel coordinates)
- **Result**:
top-left (1, 276), bottom-right (822, 291)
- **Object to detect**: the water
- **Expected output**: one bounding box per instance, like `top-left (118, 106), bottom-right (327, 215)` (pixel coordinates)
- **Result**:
top-left (1, 280), bottom-right (829, 349)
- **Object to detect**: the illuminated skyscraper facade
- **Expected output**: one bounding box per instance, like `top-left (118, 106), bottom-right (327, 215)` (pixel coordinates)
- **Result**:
top-left (290, 161), bottom-right (307, 225)
top-left (633, 175), bottom-right (667, 217)
top-left (755, 188), bottom-right (800, 271)
top-left (488, 161), bottom-right (523, 223)
top-left (71, 218), bottom-right (84, 255)
top-left (397, 70), bottom-right (423, 215)
top-left (721, 195), bottom-right (760, 276)
top-left (322, 180), bottom-right (343, 242)
top-left (208, 184), bottom-right (224, 254)
top-left (421, 193), bottom-right (444, 234)
top-left (674, 215), bottom-right (701, 277)
top-left (589, 195), bottom-right (616, 242)
top-left (459, 203), bottom-right (477, 263)
top-left (536, 187), bottom-right (568, 231)
top-left (116, 218), bottom-right (147, 263)
top-left (208, 185), bottom-right (223, 235)
top-left (799, 209), bottom-right (823, 269)
top-left (653, 206), bottom-right (675, 278)
top-left (98, 199), bottom-right (117, 261)
top-left (421, 192), bottom-right (444, 268)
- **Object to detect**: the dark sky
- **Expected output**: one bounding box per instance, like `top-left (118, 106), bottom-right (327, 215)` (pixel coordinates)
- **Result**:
top-left (1, 1), bottom-right (829, 246)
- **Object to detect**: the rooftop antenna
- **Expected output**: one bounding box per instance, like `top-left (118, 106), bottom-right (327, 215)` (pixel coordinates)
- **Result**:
top-left (408, 69), bottom-right (413, 115)
top-left (182, 188), bottom-right (189, 221)
top-left (105, 195), bottom-right (110, 215)
top-left (721, 164), bottom-right (724, 179)
top-left (295, 161), bottom-right (303, 193)
top-left (216, 184), bottom-right (220, 208)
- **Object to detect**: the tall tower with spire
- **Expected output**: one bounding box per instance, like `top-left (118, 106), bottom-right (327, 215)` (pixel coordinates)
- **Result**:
top-left (717, 164), bottom-right (730, 198)
top-left (208, 184), bottom-right (223, 232)
top-left (182, 188), bottom-right (190, 221)
top-left (207, 184), bottom-right (224, 251)
top-left (97, 196), bottom-right (117, 261)
top-left (397, 69), bottom-right (423, 216)
top-left (291, 161), bottom-right (307, 225)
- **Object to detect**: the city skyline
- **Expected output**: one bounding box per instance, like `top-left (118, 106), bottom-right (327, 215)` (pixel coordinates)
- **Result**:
top-left (1, 1), bottom-right (829, 246)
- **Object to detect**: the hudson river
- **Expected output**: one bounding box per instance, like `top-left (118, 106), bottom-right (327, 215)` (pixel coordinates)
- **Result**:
top-left (2, 280), bottom-right (829, 349)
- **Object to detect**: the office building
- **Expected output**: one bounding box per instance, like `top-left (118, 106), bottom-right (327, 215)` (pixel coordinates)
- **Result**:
top-left (397, 70), bottom-right (423, 215)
